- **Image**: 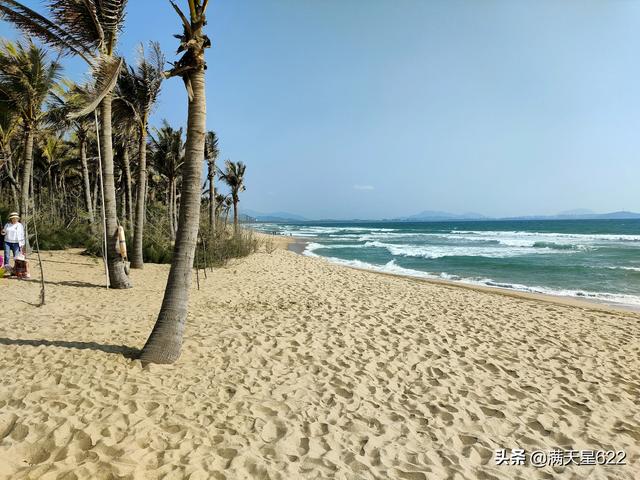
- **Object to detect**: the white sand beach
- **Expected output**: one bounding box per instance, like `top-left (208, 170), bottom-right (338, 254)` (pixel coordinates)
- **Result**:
top-left (0, 246), bottom-right (638, 479)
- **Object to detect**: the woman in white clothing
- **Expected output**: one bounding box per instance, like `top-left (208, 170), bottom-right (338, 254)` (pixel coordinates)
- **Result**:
top-left (2, 212), bottom-right (25, 267)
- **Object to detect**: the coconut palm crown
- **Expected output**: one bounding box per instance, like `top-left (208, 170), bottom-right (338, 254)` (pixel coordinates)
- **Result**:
top-left (218, 159), bottom-right (246, 231)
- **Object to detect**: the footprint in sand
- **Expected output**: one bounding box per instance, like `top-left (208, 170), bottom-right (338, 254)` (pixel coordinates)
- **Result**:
top-left (260, 419), bottom-right (287, 443)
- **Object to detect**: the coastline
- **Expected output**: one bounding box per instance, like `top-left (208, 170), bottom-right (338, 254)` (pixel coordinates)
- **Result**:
top-left (281, 235), bottom-right (640, 315)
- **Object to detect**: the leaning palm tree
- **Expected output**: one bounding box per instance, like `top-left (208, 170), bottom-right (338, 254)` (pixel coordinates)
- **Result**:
top-left (218, 159), bottom-right (246, 232)
top-left (0, 40), bottom-right (62, 248)
top-left (140, 0), bottom-right (211, 364)
top-left (0, 0), bottom-right (132, 288)
top-left (150, 121), bottom-right (184, 242)
top-left (204, 130), bottom-right (218, 232)
top-left (113, 42), bottom-right (165, 268)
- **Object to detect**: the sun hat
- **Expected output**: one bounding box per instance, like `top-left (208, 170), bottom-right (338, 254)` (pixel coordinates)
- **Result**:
top-left (8, 212), bottom-right (19, 219)
top-left (15, 254), bottom-right (26, 262)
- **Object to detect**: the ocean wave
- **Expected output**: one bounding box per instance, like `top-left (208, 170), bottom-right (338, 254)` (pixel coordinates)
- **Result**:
top-left (362, 240), bottom-right (559, 258)
top-left (303, 253), bottom-right (640, 307)
top-left (303, 242), bottom-right (366, 251)
top-left (605, 266), bottom-right (640, 272)
top-left (448, 230), bottom-right (640, 243)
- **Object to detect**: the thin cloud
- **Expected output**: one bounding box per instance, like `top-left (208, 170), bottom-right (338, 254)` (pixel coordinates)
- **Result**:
top-left (354, 184), bottom-right (374, 191)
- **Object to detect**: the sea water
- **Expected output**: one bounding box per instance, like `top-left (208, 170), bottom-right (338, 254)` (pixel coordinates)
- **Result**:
top-left (250, 219), bottom-right (640, 308)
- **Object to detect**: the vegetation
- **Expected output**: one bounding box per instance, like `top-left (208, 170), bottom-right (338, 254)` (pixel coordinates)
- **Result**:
top-left (0, 0), bottom-right (252, 364)
top-left (218, 159), bottom-right (246, 232)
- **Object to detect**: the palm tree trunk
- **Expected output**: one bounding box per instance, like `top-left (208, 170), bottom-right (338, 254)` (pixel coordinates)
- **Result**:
top-left (233, 195), bottom-right (239, 233)
top-left (120, 188), bottom-right (126, 222)
top-left (140, 68), bottom-right (207, 364)
top-left (20, 127), bottom-right (34, 251)
top-left (99, 93), bottom-right (131, 289)
top-left (79, 136), bottom-right (95, 226)
top-left (173, 180), bottom-right (179, 235)
top-left (207, 160), bottom-right (215, 232)
top-left (131, 128), bottom-right (147, 269)
top-left (6, 148), bottom-right (19, 212)
top-left (168, 180), bottom-right (175, 242)
top-left (122, 143), bottom-right (134, 230)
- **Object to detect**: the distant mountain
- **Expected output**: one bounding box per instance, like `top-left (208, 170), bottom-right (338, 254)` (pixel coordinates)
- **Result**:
top-left (557, 208), bottom-right (595, 216)
top-left (395, 210), bottom-right (488, 221)
top-left (508, 211), bottom-right (640, 220)
top-left (390, 210), bottom-right (640, 222)
top-left (243, 208), bottom-right (640, 223)
top-left (243, 209), bottom-right (308, 222)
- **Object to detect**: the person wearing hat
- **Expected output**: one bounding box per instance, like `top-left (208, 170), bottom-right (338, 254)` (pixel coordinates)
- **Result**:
top-left (2, 212), bottom-right (25, 268)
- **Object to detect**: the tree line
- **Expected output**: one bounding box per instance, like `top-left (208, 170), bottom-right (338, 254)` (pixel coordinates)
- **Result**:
top-left (0, 0), bottom-right (248, 364)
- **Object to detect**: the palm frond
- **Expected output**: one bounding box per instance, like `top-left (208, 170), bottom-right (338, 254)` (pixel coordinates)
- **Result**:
top-left (94, 0), bottom-right (128, 54)
top-left (204, 130), bottom-right (218, 161)
top-left (47, 0), bottom-right (106, 52)
top-left (68, 54), bottom-right (122, 118)
top-left (0, 0), bottom-right (93, 63)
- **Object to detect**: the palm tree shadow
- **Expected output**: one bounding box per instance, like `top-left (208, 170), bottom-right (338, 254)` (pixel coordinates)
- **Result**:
top-left (0, 337), bottom-right (140, 359)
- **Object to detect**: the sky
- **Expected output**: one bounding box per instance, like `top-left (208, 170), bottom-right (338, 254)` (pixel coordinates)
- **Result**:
top-left (1, 0), bottom-right (640, 219)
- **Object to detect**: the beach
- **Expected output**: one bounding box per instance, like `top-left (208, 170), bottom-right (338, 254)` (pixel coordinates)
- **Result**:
top-left (0, 246), bottom-right (638, 479)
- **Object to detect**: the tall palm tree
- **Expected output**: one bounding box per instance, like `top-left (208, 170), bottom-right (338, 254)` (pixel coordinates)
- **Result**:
top-left (204, 130), bottom-right (218, 232)
top-left (140, 0), bottom-right (211, 364)
top-left (0, 40), bottom-right (62, 248)
top-left (48, 80), bottom-right (96, 226)
top-left (113, 42), bottom-right (165, 268)
top-left (0, 98), bottom-right (20, 211)
top-left (218, 159), bottom-right (246, 232)
top-left (150, 121), bottom-right (184, 242)
top-left (0, 0), bottom-right (132, 288)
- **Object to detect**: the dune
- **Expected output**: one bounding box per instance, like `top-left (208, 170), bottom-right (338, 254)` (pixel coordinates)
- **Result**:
top-left (0, 246), bottom-right (638, 479)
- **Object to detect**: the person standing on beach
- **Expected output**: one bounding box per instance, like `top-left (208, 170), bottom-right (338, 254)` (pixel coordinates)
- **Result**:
top-left (2, 212), bottom-right (25, 267)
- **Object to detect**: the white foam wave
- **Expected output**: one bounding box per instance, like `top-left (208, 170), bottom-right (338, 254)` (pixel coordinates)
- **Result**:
top-left (607, 266), bottom-right (640, 272)
top-left (363, 240), bottom-right (555, 259)
top-left (448, 230), bottom-right (640, 243)
top-left (304, 253), bottom-right (640, 307)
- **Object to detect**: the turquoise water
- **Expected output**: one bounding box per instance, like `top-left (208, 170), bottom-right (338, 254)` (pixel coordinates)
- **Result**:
top-left (251, 220), bottom-right (640, 307)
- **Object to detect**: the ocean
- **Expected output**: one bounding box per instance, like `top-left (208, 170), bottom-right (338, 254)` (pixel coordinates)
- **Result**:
top-left (250, 219), bottom-right (640, 308)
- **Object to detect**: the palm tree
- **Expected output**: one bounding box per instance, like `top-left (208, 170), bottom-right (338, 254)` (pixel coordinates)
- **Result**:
top-left (48, 80), bottom-right (96, 226)
top-left (222, 195), bottom-right (232, 226)
top-left (113, 42), bottom-right (165, 268)
top-left (0, 40), bottom-right (62, 248)
top-left (39, 133), bottom-right (66, 195)
top-left (0, 0), bottom-right (132, 288)
top-left (218, 159), bottom-right (246, 232)
top-left (0, 99), bottom-right (20, 211)
top-left (204, 130), bottom-right (218, 232)
top-left (140, 0), bottom-right (211, 364)
top-left (150, 121), bottom-right (184, 242)
top-left (214, 192), bottom-right (227, 224)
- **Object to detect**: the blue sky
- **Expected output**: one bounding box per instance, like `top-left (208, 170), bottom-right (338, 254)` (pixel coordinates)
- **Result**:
top-left (2, 0), bottom-right (640, 219)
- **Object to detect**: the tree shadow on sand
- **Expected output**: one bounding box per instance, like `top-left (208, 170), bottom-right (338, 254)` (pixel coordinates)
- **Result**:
top-left (21, 279), bottom-right (106, 289)
top-left (0, 337), bottom-right (139, 359)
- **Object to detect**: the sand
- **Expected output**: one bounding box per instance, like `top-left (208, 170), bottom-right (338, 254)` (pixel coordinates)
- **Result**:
top-left (0, 245), bottom-right (638, 479)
